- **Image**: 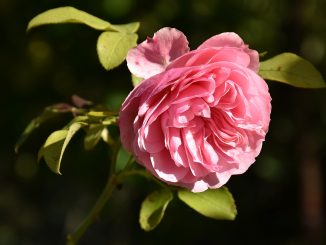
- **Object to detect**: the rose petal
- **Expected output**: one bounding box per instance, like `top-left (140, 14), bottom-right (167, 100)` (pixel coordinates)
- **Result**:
top-left (127, 27), bottom-right (189, 79)
top-left (168, 48), bottom-right (218, 68)
top-left (150, 149), bottom-right (188, 182)
top-left (202, 139), bottom-right (219, 167)
top-left (198, 32), bottom-right (245, 50)
top-left (120, 29), bottom-right (271, 193)
top-left (168, 128), bottom-right (189, 167)
top-left (197, 32), bottom-right (259, 72)
top-left (209, 48), bottom-right (251, 69)
top-left (119, 96), bottom-right (140, 152)
top-left (140, 118), bottom-right (165, 153)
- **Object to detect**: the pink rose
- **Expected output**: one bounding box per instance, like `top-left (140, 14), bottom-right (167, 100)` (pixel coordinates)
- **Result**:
top-left (119, 27), bottom-right (271, 192)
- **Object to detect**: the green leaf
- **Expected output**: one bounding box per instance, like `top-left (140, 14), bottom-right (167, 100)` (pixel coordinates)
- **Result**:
top-left (38, 130), bottom-right (67, 174)
top-left (87, 111), bottom-right (116, 118)
top-left (39, 122), bottom-right (84, 174)
top-left (15, 104), bottom-right (72, 153)
top-left (102, 116), bottom-right (118, 126)
top-left (84, 124), bottom-right (105, 151)
top-left (65, 116), bottom-right (89, 126)
top-left (27, 6), bottom-right (140, 33)
top-left (177, 187), bottom-right (237, 220)
top-left (139, 188), bottom-right (173, 231)
top-left (131, 74), bottom-right (144, 87)
top-left (259, 52), bottom-right (325, 88)
top-left (97, 31), bottom-right (138, 70)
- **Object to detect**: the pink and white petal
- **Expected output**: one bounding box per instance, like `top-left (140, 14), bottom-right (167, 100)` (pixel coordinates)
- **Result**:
top-left (168, 128), bottom-right (189, 167)
top-left (209, 48), bottom-right (251, 69)
top-left (150, 149), bottom-right (188, 182)
top-left (197, 32), bottom-right (259, 72)
top-left (246, 49), bottom-right (260, 72)
top-left (119, 75), bottom-right (159, 151)
top-left (198, 32), bottom-right (245, 50)
top-left (203, 173), bottom-right (221, 188)
top-left (190, 98), bottom-right (211, 118)
top-left (119, 97), bottom-right (140, 152)
top-left (140, 119), bottom-right (165, 153)
top-left (190, 180), bottom-right (210, 192)
top-left (153, 27), bottom-right (190, 61)
top-left (182, 127), bottom-right (203, 164)
top-left (202, 139), bottom-right (219, 167)
top-left (127, 27), bottom-right (189, 79)
top-left (205, 172), bottom-right (230, 189)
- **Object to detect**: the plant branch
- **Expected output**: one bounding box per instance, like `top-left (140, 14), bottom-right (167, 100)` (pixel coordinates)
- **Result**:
top-left (66, 141), bottom-right (120, 245)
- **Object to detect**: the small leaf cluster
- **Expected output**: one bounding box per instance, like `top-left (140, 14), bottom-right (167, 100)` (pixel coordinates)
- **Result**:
top-left (16, 96), bottom-right (118, 175)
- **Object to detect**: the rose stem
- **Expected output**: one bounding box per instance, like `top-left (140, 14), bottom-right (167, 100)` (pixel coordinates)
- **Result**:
top-left (66, 141), bottom-right (120, 245)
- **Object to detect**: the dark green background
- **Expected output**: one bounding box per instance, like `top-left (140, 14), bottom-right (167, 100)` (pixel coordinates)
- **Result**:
top-left (1, 0), bottom-right (326, 244)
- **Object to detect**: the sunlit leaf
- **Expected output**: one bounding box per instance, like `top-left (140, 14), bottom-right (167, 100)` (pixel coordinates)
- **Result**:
top-left (102, 116), bottom-right (118, 126)
top-left (38, 130), bottom-right (67, 174)
top-left (259, 52), bottom-right (325, 88)
top-left (84, 124), bottom-right (105, 150)
top-left (64, 116), bottom-right (89, 128)
top-left (15, 104), bottom-right (72, 153)
top-left (177, 187), bottom-right (237, 220)
top-left (85, 111), bottom-right (118, 126)
top-left (101, 128), bottom-right (115, 145)
top-left (87, 111), bottom-right (115, 118)
top-left (97, 31), bottom-right (138, 70)
top-left (27, 6), bottom-right (139, 33)
top-left (139, 188), bottom-right (173, 231)
top-left (39, 122), bottom-right (84, 174)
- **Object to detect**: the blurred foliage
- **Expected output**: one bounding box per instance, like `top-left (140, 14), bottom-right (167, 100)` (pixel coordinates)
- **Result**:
top-left (1, 0), bottom-right (326, 244)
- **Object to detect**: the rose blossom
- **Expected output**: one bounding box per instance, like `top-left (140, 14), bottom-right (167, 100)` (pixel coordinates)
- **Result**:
top-left (119, 27), bottom-right (271, 192)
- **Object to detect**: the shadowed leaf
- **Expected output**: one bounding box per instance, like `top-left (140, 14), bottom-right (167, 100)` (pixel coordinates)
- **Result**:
top-left (84, 124), bottom-right (105, 150)
top-left (39, 122), bottom-right (84, 174)
top-left (139, 188), bottom-right (173, 231)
